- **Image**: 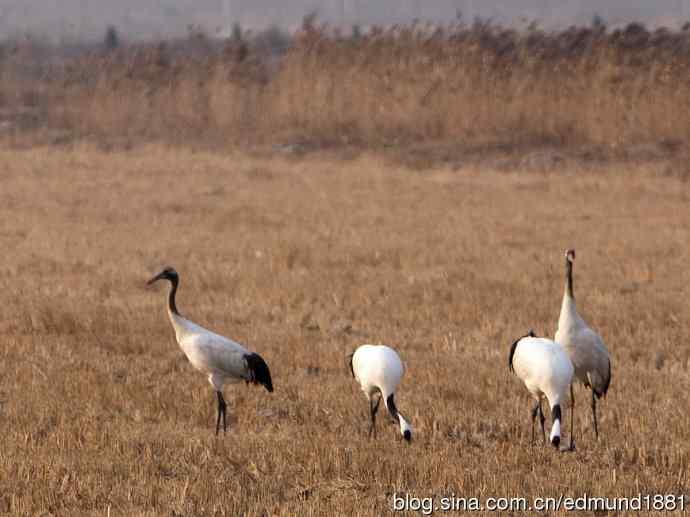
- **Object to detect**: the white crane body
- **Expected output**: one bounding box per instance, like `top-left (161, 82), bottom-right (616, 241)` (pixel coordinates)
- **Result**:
top-left (509, 332), bottom-right (574, 448)
top-left (349, 344), bottom-right (412, 442)
top-left (148, 267), bottom-right (272, 435)
top-left (554, 249), bottom-right (611, 440)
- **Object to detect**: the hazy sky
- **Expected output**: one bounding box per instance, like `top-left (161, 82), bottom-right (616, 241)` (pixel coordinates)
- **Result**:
top-left (1, 0), bottom-right (689, 42)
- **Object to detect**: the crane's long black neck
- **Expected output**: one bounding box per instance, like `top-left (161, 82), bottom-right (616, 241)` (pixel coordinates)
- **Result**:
top-left (168, 276), bottom-right (180, 315)
top-left (552, 404), bottom-right (562, 423)
top-left (565, 259), bottom-right (574, 299)
top-left (386, 394), bottom-right (397, 419)
top-left (386, 393), bottom-right (402, 423)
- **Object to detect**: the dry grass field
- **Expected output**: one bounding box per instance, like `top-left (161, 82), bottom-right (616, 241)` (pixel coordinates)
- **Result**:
top-left (0, 143), bottom-right (688, 515)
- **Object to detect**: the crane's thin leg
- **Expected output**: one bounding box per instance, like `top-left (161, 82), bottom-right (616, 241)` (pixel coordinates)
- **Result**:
top-left (222, 397), bottom-right (227, 434)
top-left (591, 390), bottom-right (599, 440)
top-left (538, 403), bottom-right (546, 444)
top-left (569, 384), bottom-right (576, 451)
top-left (530, 401), bottom-right (539, 444)
top-left (216, 391), bottom-right (227, 435)
top-left (368, 395), bottom-right (381, 439)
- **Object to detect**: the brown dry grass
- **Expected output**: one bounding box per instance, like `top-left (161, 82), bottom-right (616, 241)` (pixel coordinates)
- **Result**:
top-left (0, 144), bottom-right (689, 515)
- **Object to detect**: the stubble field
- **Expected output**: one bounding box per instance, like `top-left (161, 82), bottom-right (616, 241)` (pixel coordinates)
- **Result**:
top-left (0, 144), bottom-right (689, 515)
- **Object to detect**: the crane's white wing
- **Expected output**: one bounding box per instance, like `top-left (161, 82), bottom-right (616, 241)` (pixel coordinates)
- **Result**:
top-left (179, 330), bottom-right (251, 381)
top-left (568, 326), bottom-right (611, 395)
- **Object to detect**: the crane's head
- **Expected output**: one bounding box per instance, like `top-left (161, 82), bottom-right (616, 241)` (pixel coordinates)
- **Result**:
top-left (147, 266), bottom-right (178, 285)
top-left (565, 249), bottom-right (576, 262)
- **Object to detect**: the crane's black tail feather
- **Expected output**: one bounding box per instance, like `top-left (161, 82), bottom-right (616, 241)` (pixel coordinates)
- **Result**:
top-left (598, 358), bottom-right (611, 398)
top-left (509, 330), bottom-right (536, 373)
top-left (346, 352), bottom-right (355, 378)
top-left (245, 353), bottom-right (274, 392)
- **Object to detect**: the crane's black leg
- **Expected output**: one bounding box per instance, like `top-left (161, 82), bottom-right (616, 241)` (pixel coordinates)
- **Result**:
top-left (538, 403), bottom-right (546, 444)
top-left (216, 391), bottom-right (227, 435)
top-left (531, 401), bottom-right (539, 444)
top-left (591, 390), bottom-right (599, 440)
top-left (222, 396), bottom-right (227, 434)
top-left (369, 395), bottom-right (381, 439)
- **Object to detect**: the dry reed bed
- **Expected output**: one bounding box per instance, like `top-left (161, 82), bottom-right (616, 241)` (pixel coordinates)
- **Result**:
top-left (0, 144), bottom-right (688, 515)
top-left (2, 23), bottom-right (690, 150)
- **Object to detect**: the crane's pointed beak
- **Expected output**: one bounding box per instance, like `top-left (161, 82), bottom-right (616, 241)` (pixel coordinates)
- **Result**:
top-left (146, 272), bottom-right (164, 285)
